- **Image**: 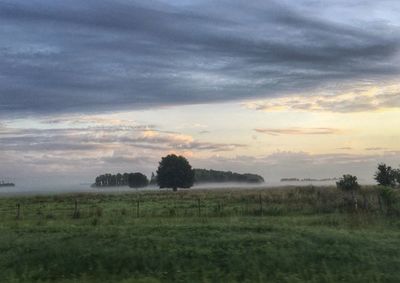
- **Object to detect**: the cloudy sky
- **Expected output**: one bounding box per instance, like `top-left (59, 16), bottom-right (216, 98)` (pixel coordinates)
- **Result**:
top-left (1, 0), bottom-right (400, 186)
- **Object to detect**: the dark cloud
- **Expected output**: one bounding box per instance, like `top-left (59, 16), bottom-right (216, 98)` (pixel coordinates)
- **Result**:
top-left (0, 0), bottom-right (399, 116)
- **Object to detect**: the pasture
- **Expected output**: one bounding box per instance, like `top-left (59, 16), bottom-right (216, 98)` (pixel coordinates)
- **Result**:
top-left (0, 186), bottom-right (399, 282)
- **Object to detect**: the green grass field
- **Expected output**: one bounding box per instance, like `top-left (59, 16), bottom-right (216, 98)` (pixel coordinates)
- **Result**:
top-left (0, 186), bottom-right (399, 282)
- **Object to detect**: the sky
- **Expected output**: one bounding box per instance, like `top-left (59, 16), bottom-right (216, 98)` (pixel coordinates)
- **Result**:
top-left (1, 0), bottom-right (400, 186)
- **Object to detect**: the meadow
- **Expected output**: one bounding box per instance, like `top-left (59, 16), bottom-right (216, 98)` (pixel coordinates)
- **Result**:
top-left (0, 186), bottom-right (400, 283)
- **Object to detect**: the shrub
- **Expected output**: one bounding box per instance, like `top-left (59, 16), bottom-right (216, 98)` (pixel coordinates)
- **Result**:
top-left (337, 174), bottom-right (359, 210)
top-left (336, 174), bottom-right (360, 191)
top-left (379, 187), bottom-right (397, 215)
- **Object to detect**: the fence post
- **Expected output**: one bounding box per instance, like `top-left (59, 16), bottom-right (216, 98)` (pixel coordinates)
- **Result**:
top-left (73, 199), bottom-right (79, 219)
top-left (198, 198), bottom-right (201, 217)
top-left (16, 203), bottom-right (20, 220)
top-left (259, 193), bottom-right (263, 216)
top-left (174, 199), bottom-right (177, 217)
top-left (136, 198), bottom-right (140, 217)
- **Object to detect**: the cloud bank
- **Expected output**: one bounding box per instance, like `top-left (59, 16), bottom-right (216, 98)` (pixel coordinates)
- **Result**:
top-left (245, 83), bottom-right (400, 113)
top-left (254, 127), bottom-right (341, 135)
top-left (0, 116), bottom-right (245, 185)
top-left (1, 0), bottom-right (399, 115)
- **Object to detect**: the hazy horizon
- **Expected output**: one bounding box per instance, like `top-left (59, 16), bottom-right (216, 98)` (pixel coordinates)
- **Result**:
top-left (1, 0), bottom-right (400, 188)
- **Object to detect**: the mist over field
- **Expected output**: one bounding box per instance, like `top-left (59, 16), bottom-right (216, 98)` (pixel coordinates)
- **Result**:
top-left (1, 151), bottom-right (388, 192)
top-left (0, 180), bottom-right (369, 197)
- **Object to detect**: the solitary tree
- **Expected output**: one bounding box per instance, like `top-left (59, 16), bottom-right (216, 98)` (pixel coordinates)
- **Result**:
top-left (128, 172), bottom-right (149, 188)
top-left (374, 163), bottom-right (396, 187)
top-left (336, 174), bottom-right (360, 210)
top-left (156, 154), bottom-right (194, 191)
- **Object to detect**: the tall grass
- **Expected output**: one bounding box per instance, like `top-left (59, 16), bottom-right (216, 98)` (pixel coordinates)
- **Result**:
top-left (0, 186), bottom-right (399, 282)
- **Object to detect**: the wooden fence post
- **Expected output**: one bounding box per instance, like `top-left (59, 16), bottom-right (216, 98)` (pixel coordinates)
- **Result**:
top-left (16, 203), bottom-right (20, 220)
top-left (173, 198), bottom-right (177, 217)
top-left (136, 198), bottom-right (140, 217)
top-left (259, 193), bottom-right (263, 216)
top-left (73, 199), bottom-right (79, 219)
top-left (198, 198), bottom-right (201, 216)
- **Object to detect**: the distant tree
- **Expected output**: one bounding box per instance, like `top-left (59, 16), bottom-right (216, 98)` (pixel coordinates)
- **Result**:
top-left (395, 168), bottom-right (400, 186)
top-left (116, 173), bottom-right (122, 186)
top-left (193, 169), bottom-right (264, 183)
top-left (156, 154), bottom-right (194, 191)
top-left (105, 174), bottom-right (112, 186)
top-left (336, 174), bottom-right (360, 210)
top-left (128, 172), bottom-right (149, 188)
top-left (149, 172), bottom-right (157, 185)
top-left (110, 174), bottom-right (117, 186)
top-left (123, 173), bottom-right (129, 186)
top-left (94, 172), bottom-right (143, 187)
top-left (374, 163), bottom-right (396, 187)
top-left (95, 176), bottom-right (101, 187)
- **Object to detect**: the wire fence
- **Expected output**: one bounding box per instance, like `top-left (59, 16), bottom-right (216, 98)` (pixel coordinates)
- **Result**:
top-left (0, 186), bottom-right (397, 221)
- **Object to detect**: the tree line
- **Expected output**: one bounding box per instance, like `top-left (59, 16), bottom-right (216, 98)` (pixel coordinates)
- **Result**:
top-left (94, 172), bottom-right (148, 188)
top-left (94, 173), bottom-right (130, 187)
top-left (194, 169), bottom-right (264, 183)
top-left (93, 155), bottom-right (194, 190)
top-left (93, 154), bottom-right (264, 190)
top-left (94, 155), bottom-right (400, 194)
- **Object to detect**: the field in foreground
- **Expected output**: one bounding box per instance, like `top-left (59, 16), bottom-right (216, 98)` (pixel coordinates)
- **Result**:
top-left (0, 186), bottom-right (400, 283)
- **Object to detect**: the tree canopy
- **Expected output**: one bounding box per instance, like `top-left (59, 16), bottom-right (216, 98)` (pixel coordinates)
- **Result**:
top-left (336, 174), bottom-right (360, 210)
top-left (94, 173), bottom-right (130, 187)
top-left (336, 174), bottom-right (359, 191)
top-left (94, 172), bottom-right (148, 188)
top-left (128, 172), bottom-right (149, 188)
top-left (156, 154), bottom-right (194, 191)
top-left (194, 169), bottom-right (264, 183)
top-left (375, 163), bottom-right (397, 187)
